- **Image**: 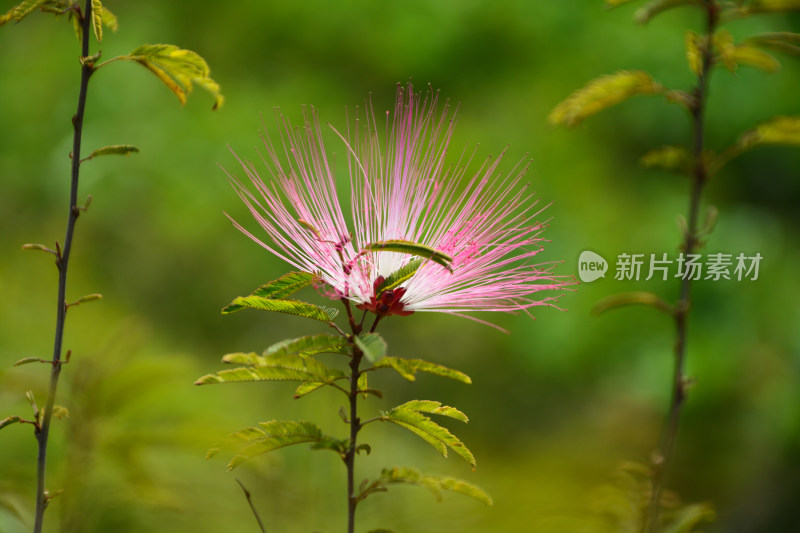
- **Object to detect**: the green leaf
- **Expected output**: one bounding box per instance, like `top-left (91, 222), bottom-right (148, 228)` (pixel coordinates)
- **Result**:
top-left (51, 405), bottom-right (69, 420)
top-left (85, 144), bottom-right (139, 160)
top-left (293, 381), bottom-right (325, 399)
top-left (635, 0), bottom-right (700, 24)
top-left (685, 31), bottom-right (703, 75)
top-left (221, 335), bottom-right (350, 366)
top-left (355, 333), bottom-right (387, 363)
top-left (357, 372), bottom-right (369, 399)
top-left (195, 352), bottom-right (345, 385)
top-left (378, 466), bottom-right (493, 505)
top-left (732, 45), bottom-right (781, 72)
top-left (0, 0), bottom-right (46, 26)
top-left (714, 115), bottom-right (800, 173)
top-left (372, 356), bottom-right (471, 384)
top-left (90, 0), bottom-right (103, 42)
top-left (716, 30), bottom-right (782, 72)
top-left (14, 356), bottom-right (44, 366)
top-left (207, 420), bottom-right (346, 470)
top-left (549, 71), bottom-right (663, 127)
top-left (724, 0), bottom-right (800, 18)
top-left (0, 416), bottom-right (23, 431)
top-left (639, 145), bottom-right (691, 174)
top-left (263, 334), bottom-right (350, 358)
top-left (747, 32), bottom-right (800, 56)
top-left (663, 502), bottom-right (716, 533)
top-left (362, 240), bottom-right (453, 272)
top-left (592, 291), bottom-right (675, 316)
top-left (393, 400), bottom-right (469, 422)
top-left (714, 30), bottom-right (737, 71)
top-left (222, 296), bottom-right (339, 322)
top-left (222, 271), bottom-right (318, 313)
top-left (113, 44), bottom-right (224, 110)
top-left (375, 258), bottom-right (422, 297)
top-left (382, 401), bottom-right (475, 467)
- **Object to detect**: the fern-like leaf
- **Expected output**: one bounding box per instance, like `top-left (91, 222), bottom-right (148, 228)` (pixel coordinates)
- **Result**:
top-left (207, 420), bottom-right (347, 470)
top-left (372, 356), bottom-right (471, 384)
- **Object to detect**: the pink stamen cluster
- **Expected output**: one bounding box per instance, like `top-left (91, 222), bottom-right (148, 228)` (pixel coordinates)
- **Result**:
top-left (227, 83), bottom-right (570, 323)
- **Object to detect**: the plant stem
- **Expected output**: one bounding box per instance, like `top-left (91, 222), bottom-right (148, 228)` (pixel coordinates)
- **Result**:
top-left (645, 3), bottom-right (717, 532)
top-left (33, 2), bottom-right (93, 531)
top-left (345, 342), bottom-right (364, 533)
top-left (235, 479), bottom-right (268, 533)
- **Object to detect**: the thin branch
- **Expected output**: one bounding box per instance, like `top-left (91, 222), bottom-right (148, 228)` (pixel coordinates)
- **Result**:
top-left (235, 479), bottom-right (267, 533)
top-left (33, 2), bottom-right (94, 532)
top-left (644, 2), bottom-right (717, 532)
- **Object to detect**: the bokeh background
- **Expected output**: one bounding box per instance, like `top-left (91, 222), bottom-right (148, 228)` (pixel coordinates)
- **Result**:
top-left (1, 1), bottom-right (799, 532)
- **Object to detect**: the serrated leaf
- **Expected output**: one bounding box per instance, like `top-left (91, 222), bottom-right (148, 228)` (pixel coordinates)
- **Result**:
top-left (115, 44), bottom-right (224, 110)
top-left (86, 144), bottom-right (139, 160)
top-left (549, 71), bottom-right (663, 127)
top-left (195, 352), bottom-right (345, 385)
top-left (382, 402), bottom-right (475, 467)
top-left (222, 335), bottom-right (350, 366)
top-left (362, 240), bottom-right (453, 272)
top-left (223, 296), bottom-right (339, 322)
top-left (222, 272), bottom-right (318, 313)
top-left (373, 356), bottom-right (471, 384)
top-left (207, 420), bottom-right (346, 470)
top-left (685, 31), bottom-right (703, 75)
top-left (0, 0), bottom-right (46, 26)
top-left (0, 416), bottom-right (23, 430)
top-left (375, 258), bottom-right (422, 297)
top-left (90, 0), bottom-right (103, 42)
top-left (635, 0), bottom-right (700, 24)
top-left (355, 333), bottom-right (387, 363)
top-left (378, 466), bottom-right (492, 505)
top-left (357, 372), bottom-right (369, 399)
top-left (293, 381), bottom-right (325, 399)
top-left (263, 334), bottom-right (350, 358)
top-left (640, 145), bottom-right (691, 173)
top-left (393, 400), bottom-right (469, 422)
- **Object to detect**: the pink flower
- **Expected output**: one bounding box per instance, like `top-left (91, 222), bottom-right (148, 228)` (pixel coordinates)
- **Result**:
top-left (227, 83), bottom-right (570, 324)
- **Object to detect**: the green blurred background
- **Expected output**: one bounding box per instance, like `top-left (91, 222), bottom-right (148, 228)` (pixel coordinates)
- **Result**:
top-left (1, 1), bottom-right (799, 532)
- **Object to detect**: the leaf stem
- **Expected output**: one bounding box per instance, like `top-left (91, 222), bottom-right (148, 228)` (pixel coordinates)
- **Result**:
top-left (33, 2), bottom-right (94, 532)
top-left (645, 2), bottom-right (717, 532)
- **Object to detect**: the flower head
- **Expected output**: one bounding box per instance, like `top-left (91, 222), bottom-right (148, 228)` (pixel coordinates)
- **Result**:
top-left (227, 83), bottom-right (570, 324)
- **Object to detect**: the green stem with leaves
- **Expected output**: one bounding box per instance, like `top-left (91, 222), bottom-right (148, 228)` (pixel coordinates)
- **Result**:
top-left (645, 3), bottom-right (718, 532)
top-left (33, 1), bottom-right (93, 531)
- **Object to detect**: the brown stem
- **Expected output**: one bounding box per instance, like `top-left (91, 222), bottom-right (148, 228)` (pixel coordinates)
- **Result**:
top-left (33, 2), bottom-right (94, 532)
top-left (345, 342), bottom-right (364, 533)
top-left (644, 2), bottom-right (717, 532)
